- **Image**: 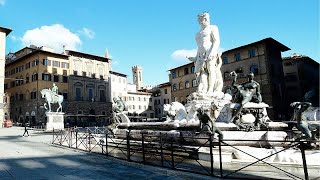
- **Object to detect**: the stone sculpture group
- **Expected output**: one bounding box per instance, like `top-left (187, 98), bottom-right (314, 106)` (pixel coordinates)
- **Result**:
top-left (109, 12), bottom-right (270, 137)
top-left (108, 12), bottom-right (318, 143)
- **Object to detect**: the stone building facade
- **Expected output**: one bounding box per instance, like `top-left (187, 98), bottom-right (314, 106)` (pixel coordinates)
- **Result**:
top-left (149, 82), bottom-right (171, 119)
top-left (4, 47), bottom-right (112, 125)
top-left (109, 69), bottom-right (155, 121)
top-left (168, 37), bottom-right (290, 119)
top-left (282, 53), bottom-right (319, 111)
top-left (221, 38), bottom-right (289, 119)
top-left (109, 71), bottom-right (128, 102)
top-left (169, 63), bottom-right (197, 104)
top-left (62, 50), bottom-right (112, 125)
top-left (124, 91), bottom-right (154, 120)
top-left (5, 46), bottom-right (70, 125)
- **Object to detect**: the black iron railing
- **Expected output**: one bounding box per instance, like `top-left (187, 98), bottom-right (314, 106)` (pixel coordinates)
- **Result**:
top-left (52, 127), bottom-right (317, 180)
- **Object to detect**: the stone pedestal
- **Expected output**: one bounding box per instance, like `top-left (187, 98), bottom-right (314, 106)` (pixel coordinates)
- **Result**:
top-left (46, 112), bottom-right (64, 131)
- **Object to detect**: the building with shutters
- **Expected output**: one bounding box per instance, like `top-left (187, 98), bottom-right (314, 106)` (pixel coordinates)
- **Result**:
top-left (4, 46), bottom-right (112, 126)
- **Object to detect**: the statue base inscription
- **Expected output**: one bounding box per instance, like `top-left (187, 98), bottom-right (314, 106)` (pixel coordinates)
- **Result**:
top-left (46, 112), bottom-right (65, 131)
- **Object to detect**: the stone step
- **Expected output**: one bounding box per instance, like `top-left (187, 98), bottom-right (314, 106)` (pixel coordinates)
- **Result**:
top-left (198, 147), bottom-right (232, 162)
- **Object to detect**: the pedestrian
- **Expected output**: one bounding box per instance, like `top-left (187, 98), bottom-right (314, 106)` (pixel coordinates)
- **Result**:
top-left (22, 123), bottom-right (29, 137)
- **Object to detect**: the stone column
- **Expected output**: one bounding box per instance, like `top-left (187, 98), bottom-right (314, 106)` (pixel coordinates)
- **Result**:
top-left (0, 27), bottom-right (12, 128)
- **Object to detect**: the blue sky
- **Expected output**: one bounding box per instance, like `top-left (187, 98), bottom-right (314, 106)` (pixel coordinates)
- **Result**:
top-left (1, 0), bottom-right (318, 85)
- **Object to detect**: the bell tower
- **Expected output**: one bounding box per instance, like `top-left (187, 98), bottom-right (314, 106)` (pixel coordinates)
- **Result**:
top-left (132, 65), bottom-right (143, 90)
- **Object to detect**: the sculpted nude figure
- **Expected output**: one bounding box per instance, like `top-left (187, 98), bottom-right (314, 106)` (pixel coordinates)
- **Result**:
top-left (187, 12), bottom-right (221, 94)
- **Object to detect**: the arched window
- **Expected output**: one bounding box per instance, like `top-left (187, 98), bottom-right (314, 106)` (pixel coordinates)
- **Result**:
top-left (192, 79), bottom-right (197, 87)
top-left (98, 85), bottom-right (106, 102)
top-left (250, 65), bottom-right (259, 75)
top-left (184, 67), bottom-right (189, 75)
top-left (53, 73), bottom-right (59, 82)
top-left (191, 66), bottom-right (195, 73)
top-left (42, 72), bottom-right (51, 81)
top-left (185, 81), bottom-right (190, 89)
top-left (19, 75), bottom-right (24, 85)
top-left (179, 82), bottom-right (184, 90)
top-left (87, 86), bottom-right (94, 101)
top-left (74, 82), bottom-right (83, 101)
top-left (15, 77), bottom-right (19, 86)
top-left (32, 72), bottom-right (38, 81)
top-left (172, 84), bottom-right (177, 91)
top-left (26, 73), bottom-right (30, 83)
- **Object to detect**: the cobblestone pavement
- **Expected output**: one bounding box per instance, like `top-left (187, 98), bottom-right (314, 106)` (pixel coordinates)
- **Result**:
top-left (0, 127), bottom-right (220, 180)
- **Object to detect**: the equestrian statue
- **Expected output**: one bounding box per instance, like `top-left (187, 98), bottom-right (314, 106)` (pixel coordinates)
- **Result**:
top-left (40, 83), bottom-right (64, 112)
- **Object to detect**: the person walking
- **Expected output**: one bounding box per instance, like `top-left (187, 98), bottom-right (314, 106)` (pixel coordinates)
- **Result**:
top-left (22, 122), bottom-right (29, 137)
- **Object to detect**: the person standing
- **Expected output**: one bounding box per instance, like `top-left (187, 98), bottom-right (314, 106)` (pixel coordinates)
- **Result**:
top-left (22, 122), bottom-right (29, 137)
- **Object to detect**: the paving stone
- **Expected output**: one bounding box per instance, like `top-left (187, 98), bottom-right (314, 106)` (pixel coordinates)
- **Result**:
top-left (0, 127), bottom-right (218, 180)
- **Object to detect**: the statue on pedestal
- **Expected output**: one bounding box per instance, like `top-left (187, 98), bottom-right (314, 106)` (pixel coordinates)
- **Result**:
top-left (230, 72), bottom-right (262, 122)
top-left (196, 103), bottom-right (223, 138)
top-left (40, 83), bottom-right (64, 131)
top-left (290, 88), bottom-right (319, 141)
top-left (187, 12), bottom-right (223, 95)
top-left (40, 83), bottom-right (64, 112)
top-left (226, 72), bottom-right (269, 131)
top-left (179, 12), bottom-right (230, 133)
top-left (291, 102), bottom-right (313, 140)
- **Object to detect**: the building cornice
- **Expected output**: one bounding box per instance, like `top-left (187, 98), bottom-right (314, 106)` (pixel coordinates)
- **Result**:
top-left (0, 26), bottom-right (12, 36)
top-left (109, 71), bottom-right (127, 77)
top-left (223, 37), bottom-right (290, 54)
top-left (6, 49), bottom-right (69, 67)
top-left (66, 50), bottom-right (110, 62)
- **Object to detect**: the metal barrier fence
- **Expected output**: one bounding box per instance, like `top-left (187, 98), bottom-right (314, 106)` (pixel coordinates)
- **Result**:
top-left (52, 127), bottom-right (317, 180)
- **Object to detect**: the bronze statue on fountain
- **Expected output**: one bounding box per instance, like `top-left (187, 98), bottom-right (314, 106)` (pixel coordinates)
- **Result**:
top-left (225, 71), bottom-right (270, 131)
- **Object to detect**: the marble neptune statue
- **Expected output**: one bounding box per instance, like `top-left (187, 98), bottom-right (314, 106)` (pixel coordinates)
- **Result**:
top-left (187, 12), bottom-right (223, 95)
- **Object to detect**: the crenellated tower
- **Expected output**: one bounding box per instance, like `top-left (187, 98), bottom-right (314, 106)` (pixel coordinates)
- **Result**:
top-left (132, 65), bottom-right (143, 90)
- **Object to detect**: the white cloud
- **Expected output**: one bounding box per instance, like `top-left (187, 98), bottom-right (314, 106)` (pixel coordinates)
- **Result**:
top-left (0, 0), bottom-right (5, 6)
top-left (171, 49), bottom-right (197, 61)
top-left (79, 27), bottom-right (95, 39)
top-left (21, 24), bottom-right (81, 52)
top-left (112, 60), bottom-right (119, 66)
top-left (9, 35), bottom-right (18, 41)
